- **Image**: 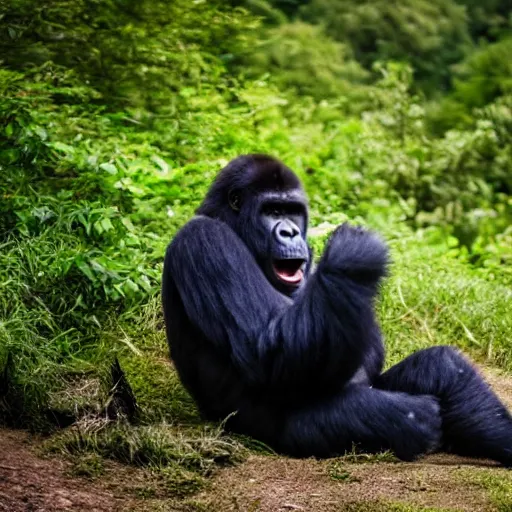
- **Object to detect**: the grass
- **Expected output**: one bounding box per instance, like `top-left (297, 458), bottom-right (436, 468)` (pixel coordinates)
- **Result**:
top-left (460, 470), bottom-right (512, 512)
top-left (50, 422), bottom-right (246, 471)
top-left (68, 453), bottom-right (105, 479)
top-left (46, 420), bottom-right (247, 497)
top-left (337, 449), bottom-right (398, 464)
top-left (327, 460), bottom-right (361, 483)
top-left (310, 222), bottom-right (512, 369)
top-left (327, 448), bottom-right (398, 482)
top-left (380, 230), bottom-right (512, 370)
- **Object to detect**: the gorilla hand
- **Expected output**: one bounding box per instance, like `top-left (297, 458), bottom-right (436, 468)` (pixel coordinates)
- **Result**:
top-left (320, 223), bottom-right (389, 291)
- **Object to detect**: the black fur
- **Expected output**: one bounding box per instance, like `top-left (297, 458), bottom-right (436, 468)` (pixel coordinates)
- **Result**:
top-left (162, 154), bottom-right (512, 464)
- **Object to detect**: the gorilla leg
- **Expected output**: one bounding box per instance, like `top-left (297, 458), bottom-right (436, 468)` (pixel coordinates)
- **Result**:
top-left (374, 346), bottom-right (512, 465)
top-left (274, 385), bottom-right (441, 461)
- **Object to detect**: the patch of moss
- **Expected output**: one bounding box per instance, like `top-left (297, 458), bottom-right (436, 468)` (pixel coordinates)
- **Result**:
top-left (461, 470), bottom-right (512, 512)
top-left (119, 345), bottom-right (199, 424)
top-left (68, 453), bottom-right (105, 479)
top-left (327, 459), bottom-right (361, 483)
top-left (149, 464), bottom-right (207, 498)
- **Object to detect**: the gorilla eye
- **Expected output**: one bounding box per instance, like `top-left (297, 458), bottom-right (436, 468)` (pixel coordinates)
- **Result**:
top-left (263, 204), bottom-right (286, 217)
top-left (228, 190), bottom-right (242, 211)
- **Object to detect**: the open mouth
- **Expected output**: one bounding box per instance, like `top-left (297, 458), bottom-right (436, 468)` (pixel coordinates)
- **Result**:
top-left (272, 259), bottom-right (306, 286)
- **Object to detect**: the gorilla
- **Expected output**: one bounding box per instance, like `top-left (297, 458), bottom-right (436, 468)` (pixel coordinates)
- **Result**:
top-left (162, 154), bottom-right (512, 464)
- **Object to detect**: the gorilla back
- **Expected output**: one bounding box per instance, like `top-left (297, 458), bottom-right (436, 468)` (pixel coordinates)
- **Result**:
top-left (162, 154), bottom-right (512, 464)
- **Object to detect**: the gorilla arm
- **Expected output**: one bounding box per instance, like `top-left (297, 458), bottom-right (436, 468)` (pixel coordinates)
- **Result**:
top-left (164, 216), bottom-right (387, 388)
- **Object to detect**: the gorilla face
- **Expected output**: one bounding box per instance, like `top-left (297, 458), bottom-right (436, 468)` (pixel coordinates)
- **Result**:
top-left (259, 199), bottom-right (309, 294)
top-left (225, 187), bottom-right (310, 295)
top-left (196, 154), bottom-right (311, 296)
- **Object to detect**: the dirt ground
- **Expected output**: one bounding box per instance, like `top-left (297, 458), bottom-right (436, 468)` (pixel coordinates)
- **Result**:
top-left (0, 429), bottom-right (121, 512)
top-left (1, 368), bottom-right (511, 512)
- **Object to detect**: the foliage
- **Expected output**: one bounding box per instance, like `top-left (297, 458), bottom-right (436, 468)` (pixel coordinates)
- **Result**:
top-left (456, 0), bottom-right (511, 40)
top-left (229, 0), bottom-right (310, 19)
top-left (300, 0), bottom-right (472, 91)
top-left (428, 38), bottom-right (512, 134)
top-left (245, 22), bottom-right (369, 102)
top-left (230, 0), bottom-right (288, 25)
top-left (1, 0), bottom-right (258, 112)
top-left (452, 38), bottom-right (512, 111)
top-left (0, 0), bottom-right (511, 491)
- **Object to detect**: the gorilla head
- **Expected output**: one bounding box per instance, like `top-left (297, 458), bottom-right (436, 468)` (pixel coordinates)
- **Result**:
top-left (196, 154), bottom-right (310, 295)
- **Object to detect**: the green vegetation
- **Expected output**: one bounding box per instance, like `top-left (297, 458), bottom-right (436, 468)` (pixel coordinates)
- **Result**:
top-left (461, 470), bottom-right (512, 511)
top-left (48, 422), bottom-right (246, 497)
top-left (0, 0), bottom-right (511, 500)
top-left (68, 453), bottom-right (105, 479)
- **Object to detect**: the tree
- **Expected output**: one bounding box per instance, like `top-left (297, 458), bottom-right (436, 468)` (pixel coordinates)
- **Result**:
top-left (0, 0), bottom-right (257, 111)
top-left (453, 37), bottom-right (512, 108)
top-left (300, 0), bottom-right (472, 92)
top-left (455, 0), bottom-right (512, 40)
top-left (246, 22), bottom-right (368, 100)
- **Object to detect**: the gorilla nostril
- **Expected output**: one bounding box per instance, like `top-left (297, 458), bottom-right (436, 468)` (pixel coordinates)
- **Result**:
top-left (279, 227), bottom-right (295, 239)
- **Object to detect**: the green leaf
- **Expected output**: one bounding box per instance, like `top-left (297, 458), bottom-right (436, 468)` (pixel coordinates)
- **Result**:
top-left (94, 220), bottom-right (104, 235)
top-left (150, 155), bottom-right (170, 173)
top-left (34, 126), bottom-right (48, 141)
top-left (99, 162), bottom-right (118, 175)
top-left (123, 279), bottom-right (139, 295)
top-left (100, 217), bottom-right (114, 233)
top-left (137, 275), bottom-right (152, 292)
top-left (75, 259), bottom-right (95, 281)
top-left (121, 217), bottom-right (135, 232)
top-left (51, 142), bottom-right (75, 154)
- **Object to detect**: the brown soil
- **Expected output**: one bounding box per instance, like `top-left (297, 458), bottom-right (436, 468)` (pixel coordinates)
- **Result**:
top-left (0, 431), bottom-right (155, 511)
top-left (191, 453), bottom-right (503, 512)
top-left (0, 429), bottom-right (120, 511)
top-left (1, 368), bottom-right (511, 512)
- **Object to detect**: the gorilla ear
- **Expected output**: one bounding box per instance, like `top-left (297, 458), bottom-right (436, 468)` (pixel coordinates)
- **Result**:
top-left (228, 189), bottom-right (242, 211)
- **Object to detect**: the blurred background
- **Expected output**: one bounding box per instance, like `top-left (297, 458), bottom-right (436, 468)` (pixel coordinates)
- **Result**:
top-left (0, 0), bottom-right (511, 495)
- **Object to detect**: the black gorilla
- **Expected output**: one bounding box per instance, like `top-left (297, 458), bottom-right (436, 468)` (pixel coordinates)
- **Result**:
top-left (162, 154), bottom-right (512, 464)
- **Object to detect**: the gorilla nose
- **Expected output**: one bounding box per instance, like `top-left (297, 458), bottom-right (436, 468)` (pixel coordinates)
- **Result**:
top-left (276, 220), bottom-right (300, 243)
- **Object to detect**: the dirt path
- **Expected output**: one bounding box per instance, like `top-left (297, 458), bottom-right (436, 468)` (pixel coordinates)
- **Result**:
top-left (1, 369), bottom-right (511, 512)
top-left (190, 452), bottom-right (508, 512)
top-left (0, 430), bottom-right (123, 512)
